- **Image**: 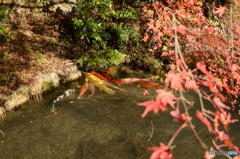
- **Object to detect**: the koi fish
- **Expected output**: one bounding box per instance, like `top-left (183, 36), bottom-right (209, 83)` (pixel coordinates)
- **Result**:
top-left (90, 71), bottom-right (110, 83)
top-left (91, 71), bottom-right (118, 85)
top-left (78, 82), bottom-right (89, 96)
top-left (51, 89), bottom-right (75, 112)
top-left (84, 72), bottom-right (115, 95)
top-left (137, 80), bottom-right (162, 88)
top-left (78, 82), bottom-right (95, 99)
top-left (102, 69), bottom-right (117, 85)
top-left (115, 78), bottom-right (152, 85)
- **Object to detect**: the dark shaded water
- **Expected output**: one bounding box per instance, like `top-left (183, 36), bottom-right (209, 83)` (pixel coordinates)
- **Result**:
top-left (0, 79), bottom-right (239, 159)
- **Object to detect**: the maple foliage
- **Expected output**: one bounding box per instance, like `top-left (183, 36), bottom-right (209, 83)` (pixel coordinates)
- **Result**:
top-left (148, 143), bottom-right (174, 159)
top-left (137, 0), bottom-right (240, 158)
top-left (214, 6), bottom-right (226, 17)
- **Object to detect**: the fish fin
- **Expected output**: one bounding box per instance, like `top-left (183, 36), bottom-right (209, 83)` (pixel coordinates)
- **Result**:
top-left (101, 85), bottom-right (115, 94)
top-left (79, 83), bottom-right (89, 96)
top-left (103, 81), bottom-right (125, 92)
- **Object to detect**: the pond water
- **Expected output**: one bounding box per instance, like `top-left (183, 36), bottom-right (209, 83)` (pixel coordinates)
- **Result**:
top-left (0, 75), bottom-right (239, 159)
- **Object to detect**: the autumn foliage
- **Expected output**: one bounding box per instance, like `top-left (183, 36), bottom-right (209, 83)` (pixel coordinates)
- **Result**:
top-left (138, 0), bottom-right (240, 158)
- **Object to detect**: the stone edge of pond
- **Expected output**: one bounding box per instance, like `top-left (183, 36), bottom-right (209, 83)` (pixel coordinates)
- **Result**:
top-left (0, 64), bottom-right (82, 118)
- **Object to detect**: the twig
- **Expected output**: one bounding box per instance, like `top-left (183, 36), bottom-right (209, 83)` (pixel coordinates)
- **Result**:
top-left (212, 140), bottom-right (233, 159)
top-left (0, 130), bottom-right (5, 137)
top-left (147, 121), bottom-right (154, 142)
top-left (167, 121), bottom-right (188, 147)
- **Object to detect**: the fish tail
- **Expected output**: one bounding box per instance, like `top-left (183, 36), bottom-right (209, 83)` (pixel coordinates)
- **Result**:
top-left (101, 85), bottom-right (115, 94)
top-left (79, 83), bottom-right (89, 96)
top-left (51, 104), bottom-right (56, 112)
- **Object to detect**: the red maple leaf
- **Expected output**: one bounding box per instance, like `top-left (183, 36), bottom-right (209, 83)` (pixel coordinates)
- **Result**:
top-left (185, 79), bottom-right (198, 92)
top-left (149, 143), bottom-right (174, 159)
top-left (142, 34), bottom-right (149, 42)
top-left (156, 89), bottom-right (178, 108)
top-left (214, 6), bottom-right (226, 17)
top-left (176, 25), bottom-right (187, 35)
top-left (138, 96), bottom-right (167, 118)
top-left (186, 35), bottom-right (193, 43)
top-left (165, 72), bottom-right (184, 91)
top-left (213, 96), bottom-right (230, 112)
top-left (170, 108), bottom-right (188, 123)
top-left (204, 148), bottom-right (215, 159)
top-left (196, 110), bottom-right (214, 132)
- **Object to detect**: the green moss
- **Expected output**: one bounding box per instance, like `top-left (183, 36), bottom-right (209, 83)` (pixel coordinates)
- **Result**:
top-left (41, 81), bottom-right (54, 91)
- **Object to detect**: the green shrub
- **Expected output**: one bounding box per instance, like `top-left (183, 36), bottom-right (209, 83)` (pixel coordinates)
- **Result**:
top-left (115, 22), bottom-right (139, 52)
top-left (114, 6), bottom-right (140, 21)
top-left (72, 0), bottom-right (114, 50)
top-left (76, 49), bottom-right (126, 71)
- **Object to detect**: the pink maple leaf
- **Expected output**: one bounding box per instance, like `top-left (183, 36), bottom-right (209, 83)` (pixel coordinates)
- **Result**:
top-left (213, 96), bottom-right (230, 112)
top-left (236, 25), bottom-right (240, 34)
top-left (215, 131), bottom-right (229, 141)
top-left (186, 35), bottom-right (193, 43)
top-left (204, 148), bottom-right (215, 159)
top-left (196, 110), bottom-right (214, 132)
top-left (185, 79), bottom-right (198, 92)
top-left (165, 72), bottom-right (184, 91)
top-left (214, 6), bottom-right (226, 17)
top-left (176, 25), bottom-right (187, 35)
top-left (138, 96), bottom-right (167, 118)
top-left (216, 111), bottom-right (238, 132)
top-left (156, 89), bottom-right (178, 108)
top-left (170, 108), bottom-right (187, 123)
top-left (149, 143), bottom-right (174, 159)
top-left (196, 62), bottom-right (208, 75)
top-left (142, 34), bottom-right (149, 42)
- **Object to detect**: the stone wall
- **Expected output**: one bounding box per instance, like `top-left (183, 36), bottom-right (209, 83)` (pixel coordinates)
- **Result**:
top-left (1, 64), bottom-right (82, 116)
top-left (0, 0), bottom-right (78, 14)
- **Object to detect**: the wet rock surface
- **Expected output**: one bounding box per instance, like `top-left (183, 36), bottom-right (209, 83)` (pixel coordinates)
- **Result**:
top-left (1, 64), bottom-right (82, 117)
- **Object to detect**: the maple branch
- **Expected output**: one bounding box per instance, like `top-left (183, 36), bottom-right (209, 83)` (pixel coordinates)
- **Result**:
top-left (212, 140), bottom-right (233, 159)
top-left (171, 14), bottom-right (189, 71)
top-left (172, 13), bottom-right (180, 72)
top-left (167, 121), bottom-right (188, 147)
top-left (172, 10), bottom-right (208, 149)
top-left (180, 91), bottom-right (208, 149)
top-left (172, 12), bottom-right (206, 114)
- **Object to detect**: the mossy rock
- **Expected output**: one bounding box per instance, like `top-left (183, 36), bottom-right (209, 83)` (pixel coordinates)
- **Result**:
top-left (41, 81), bottom-right (54, 91)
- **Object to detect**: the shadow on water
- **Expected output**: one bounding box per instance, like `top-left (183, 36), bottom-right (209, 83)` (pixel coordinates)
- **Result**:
top-left (0, 79), bottom-right (239, 159)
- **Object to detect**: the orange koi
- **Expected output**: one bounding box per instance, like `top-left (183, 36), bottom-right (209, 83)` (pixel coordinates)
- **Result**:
top-left (90, 71), bottom-right (110, 83)
top-left (78, 82), bottom-right (96, 98)
top-left (102, 69), bottom-right (117, 84)
top-left (79, 82), bottom-right (90, 97)
top-left (137, 80), bottom-right (162, 88)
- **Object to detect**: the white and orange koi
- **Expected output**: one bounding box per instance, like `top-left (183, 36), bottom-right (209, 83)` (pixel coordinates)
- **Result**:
top-left (137, 80), bottom-right (162, 88)
top-left (115, 78), bottom-right (152, 85)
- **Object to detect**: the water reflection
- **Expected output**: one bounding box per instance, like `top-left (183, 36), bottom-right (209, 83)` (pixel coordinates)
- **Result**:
top-left (0, 79), bottom-right (239, 159)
